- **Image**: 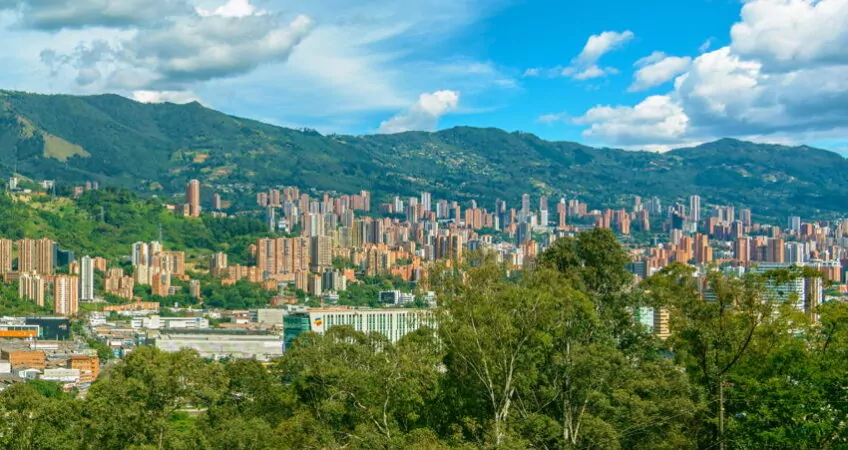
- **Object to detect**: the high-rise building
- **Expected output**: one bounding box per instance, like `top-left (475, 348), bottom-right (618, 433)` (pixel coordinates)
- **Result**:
top-left (740, 209), bottom-right (752, 227)
top-left (788, 216), bottom-right (802, 233)
top-left (521, 194), bottom-right (531, 219)
top-left (80, 256), bottom-right (95, 301)
top-left (420, 192), bottom-right (432, 212)
top-left (132, 242), bottom-right (149, 267)
top-left (212, 193), bottom-right (222, 210)
top-left (689, 195), bottom-right (701, 222)
top-left (54, 276), bottom-right (80, 316)
top-left (210, 252), bottom-right (228, 278)
top-left (767, 238), bottom-right (785, 263)
top-left (0, 239), bottom-right (11, 273)
top-left (19, 273), bottom-right (45, 306)
top-left (310, 236), bottom-right (333, 272)
top-left (734, 237), bottom-right (751, 263)
top-left (18, 238), bottom-right (55, 275)
top-left (186, 179), bottom-right (201, 217)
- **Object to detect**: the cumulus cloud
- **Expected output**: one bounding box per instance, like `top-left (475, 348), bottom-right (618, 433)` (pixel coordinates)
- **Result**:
top-left (574, 95), bottom-right (690, 145)
top-left (524, 30), bottom-right (633, 81)
top-left (378, 90), bottom-right (460, 134)
top-left (571, 0), bottom-right (848, 148)
top-left (730, 0), bottom-right (848, 70)
top-left (0, 0), bottom-right (192, 30)
top-left (629, 52), bottom-right (692, 92)
top-left (37, 1), bottom-right (314, 90)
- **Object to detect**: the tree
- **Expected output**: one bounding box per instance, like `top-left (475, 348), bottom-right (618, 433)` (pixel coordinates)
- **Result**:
top-left (279, 325), bottom-right (442, 446)
top-left (434, 259), bottom-right (553, 447)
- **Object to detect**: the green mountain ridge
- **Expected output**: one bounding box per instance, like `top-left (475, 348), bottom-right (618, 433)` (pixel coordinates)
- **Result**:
top-left (1, 89), bottom-right (846, 219)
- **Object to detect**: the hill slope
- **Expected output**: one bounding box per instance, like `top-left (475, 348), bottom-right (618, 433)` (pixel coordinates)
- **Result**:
top-left (1, 90), bottom-right (846, 219)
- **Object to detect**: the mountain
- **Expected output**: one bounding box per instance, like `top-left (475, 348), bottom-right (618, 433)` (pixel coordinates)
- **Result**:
top-left (1, 90), bottom-right (847, 219)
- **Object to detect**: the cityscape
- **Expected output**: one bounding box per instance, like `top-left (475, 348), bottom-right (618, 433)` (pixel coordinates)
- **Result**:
top-left (0, 0), bottom-right (847, 447)
top-left (0, 176), bottom-right (843, 390)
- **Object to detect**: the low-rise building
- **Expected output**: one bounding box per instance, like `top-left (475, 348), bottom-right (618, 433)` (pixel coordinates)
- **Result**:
top-left (131, 316), bottom-right (209, 330)
top-left (41, 368), bottom-right (80, 383)
top-left (68, 355), bottom-right (99, 383)
top-left (1, 350), bottom-right (46, 369)
top-left (283, 307), bottom-right (434, 350)
top-left (151, 330), bottom-right (283, 361)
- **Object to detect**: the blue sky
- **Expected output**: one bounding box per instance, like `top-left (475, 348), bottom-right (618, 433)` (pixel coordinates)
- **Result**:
top-left (0, 0), bottom-right (846, 152)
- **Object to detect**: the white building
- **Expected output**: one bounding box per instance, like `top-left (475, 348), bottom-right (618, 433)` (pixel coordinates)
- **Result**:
top-left (131, 316), bottom-right (209, 330)
top-left (80, 256), bottom-right (95, 301)
top-left (41, 368), bottom-right (81, 383)
top-left (379, 290), bottom-right (416, 306)
top-left (284, 308), bottom-right (434, 349)
top-left (153, 332), bottom-right (283, 361)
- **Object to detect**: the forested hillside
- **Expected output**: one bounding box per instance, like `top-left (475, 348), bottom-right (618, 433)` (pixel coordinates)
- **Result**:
top-left (1, 90), bottom-right (847, 219)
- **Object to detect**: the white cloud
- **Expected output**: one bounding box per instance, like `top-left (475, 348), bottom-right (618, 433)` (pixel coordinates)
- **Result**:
top-left (571, 0), bottom-right (848, 148)
top-left (0, 0), bottom-right (512, 134)
top-left (629, 52), bottom-right (691, 92)
top-left (730, 0), bottom-right (848, 70)
top-left (196, 0), bottom-right (264, 18)
top-left (132, 90), bottom-right (201, 104)
top-left (574, 95), bottom-right (690, 145)
top-left (378, 90), bottom-right (460, 134)
top-left (575, 30), bottom-right (634, 66)
top-left (41, 6), bottom-right (314, 90)
top-left (0, 0), bottom-right (192, 30)
top-left (698, 38), bottom-right (713, 53)
top-left (524, 30), bottom-right (633, 81)
top-left (571, 65), bottom-right (607, 80)
top-left (523, 67), bottom-right (541, 77)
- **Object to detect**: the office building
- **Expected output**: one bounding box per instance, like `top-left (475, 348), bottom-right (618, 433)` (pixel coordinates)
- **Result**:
top-left (53, 275), bottom-right (80, 316)
top-left (283, 308), bottom-right (434, 349)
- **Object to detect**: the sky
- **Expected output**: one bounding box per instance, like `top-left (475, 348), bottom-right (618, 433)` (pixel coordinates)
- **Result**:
top-left (0, 0), bottom-right (847, 152)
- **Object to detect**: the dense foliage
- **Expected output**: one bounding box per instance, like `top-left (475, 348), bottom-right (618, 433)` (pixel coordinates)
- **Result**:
top-left (0, 188), bottom-right (273, 259)
top-left (1, 229), bottom-right (845, 449)
top-left (2, 91), bottom-right (848, 218)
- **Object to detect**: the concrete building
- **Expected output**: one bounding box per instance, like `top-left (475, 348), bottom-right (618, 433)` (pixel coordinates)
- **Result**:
top-left (19, 272), bottom-right (46, 306)
top-left (0, 238), bottom-right (12, 273)
top-left (131, 316), bottom-right (209, 331)
top-left (68, 356), bottom-right (99, 383)
top-left (283, 308), bottom-right (434, 349)
top-left (1, 349), bottom-right (46, 369)
top-left (40, 368), bottom-right (80, 383)
top-left (80, 256), bottom-right (95, 301)
top-left (152, 330), bottom-right (283, 361)
top-left (186, 179), bottom-right (201, 217)
top-left (53, 275), bottom-right (80, 316)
